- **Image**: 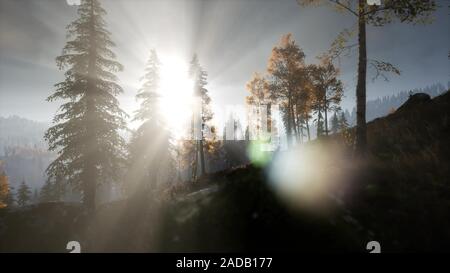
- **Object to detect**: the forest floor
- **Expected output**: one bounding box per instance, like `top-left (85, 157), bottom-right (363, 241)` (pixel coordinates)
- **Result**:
top-left (0, 91), bottom-right (449, 253)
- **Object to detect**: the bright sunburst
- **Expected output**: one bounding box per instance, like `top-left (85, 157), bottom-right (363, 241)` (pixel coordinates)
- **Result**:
top-left (158, 56), bottom-right (195, 139)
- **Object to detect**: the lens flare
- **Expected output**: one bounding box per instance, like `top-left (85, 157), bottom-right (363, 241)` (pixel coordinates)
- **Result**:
top-left (268, 143), bottom-right (351, 211)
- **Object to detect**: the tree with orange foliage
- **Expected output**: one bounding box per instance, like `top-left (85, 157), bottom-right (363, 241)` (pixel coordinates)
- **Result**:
top-left (0, 168), bottom-right (9, 209)
top-left (266, 34), bottom-right (306, 147)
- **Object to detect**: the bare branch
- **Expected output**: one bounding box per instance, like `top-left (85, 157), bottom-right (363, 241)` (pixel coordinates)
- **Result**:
top-left (369, 59), bottom-right (401, 82)
top-left (329, 0), bottom-right (358, 16)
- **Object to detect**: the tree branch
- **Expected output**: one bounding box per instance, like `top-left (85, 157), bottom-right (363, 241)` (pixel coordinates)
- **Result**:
top-left (328, 0), bottom-right (359, 16)
top-left (369, 59), bottom-right (401, 82)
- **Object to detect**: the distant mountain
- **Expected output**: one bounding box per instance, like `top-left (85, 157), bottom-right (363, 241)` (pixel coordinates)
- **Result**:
top-left (0, 116), bottom-right (53, 190)
top-left (0, 115), bottom-right (49, 156)
top-left (345, 82), bottom-right (449, 125)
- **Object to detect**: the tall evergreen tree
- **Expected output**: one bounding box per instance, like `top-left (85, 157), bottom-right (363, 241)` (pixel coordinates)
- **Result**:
top-left (45, 0), bottom-right (127, 210)
top-left (189, 55), bottom-right (212, 178)
top-left (127, 49), bottom-right (173, 195)
top-left (17, 180), bottom-right (31, 207)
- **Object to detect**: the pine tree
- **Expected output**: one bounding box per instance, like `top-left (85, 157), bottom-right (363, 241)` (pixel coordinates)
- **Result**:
top-left (45, 0), bottom-right (127, 210)
top-left (17, 180), bottom-right (31, 207)
top-left (127, 49), bottom-right (173, 195)
top-left (189, 54), bottom-right (212, 178)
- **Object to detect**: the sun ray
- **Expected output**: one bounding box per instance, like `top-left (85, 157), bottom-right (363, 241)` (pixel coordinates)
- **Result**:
top-left (158, 56), bottom-right (195, 140)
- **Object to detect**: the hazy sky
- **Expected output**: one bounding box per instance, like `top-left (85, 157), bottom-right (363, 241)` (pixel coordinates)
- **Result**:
top-left (0, 0), bottom-right (448, 125)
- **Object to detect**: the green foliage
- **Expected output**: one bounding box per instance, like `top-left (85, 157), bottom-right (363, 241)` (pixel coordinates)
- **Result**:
top-left (44, 0), bottom-right (127, 208)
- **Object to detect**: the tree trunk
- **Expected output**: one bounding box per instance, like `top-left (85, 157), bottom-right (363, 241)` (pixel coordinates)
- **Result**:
top-left (317, 108), bottom-right (322, 137)
top-left (324, 102), bottom-right (329, 136)
top-left (84, 1), bottom-right (97, 211)
top-left (199, 138), bottom-right (206, 176)
top-left (306, 118), bottom-right (311, 141)
top-left (299, 116), bottom-right (304, 144)
top-left (291, 105), bottom-right (298, 143)
top-left (286, 97), bottom-right (293, 148)
top-left (192, 145), bottom-right (198, 181)
top-left (355, 0), bottom-right (367, 154)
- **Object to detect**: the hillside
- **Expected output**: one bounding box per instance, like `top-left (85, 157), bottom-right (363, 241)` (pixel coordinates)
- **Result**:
top-left (0, 91), bottom-right (449, 252)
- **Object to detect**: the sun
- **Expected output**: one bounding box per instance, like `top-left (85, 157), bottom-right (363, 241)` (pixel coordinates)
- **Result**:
top-left (158, 56), bottom-right (195, 139)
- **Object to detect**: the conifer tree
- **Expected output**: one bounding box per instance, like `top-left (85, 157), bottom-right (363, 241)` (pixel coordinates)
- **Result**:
top-left (45, 0), bottom-right (127, 210)
top-left (127, 49), bottom-right (173, 194)
top-left (189, 55), bottom-right (212, 178)
top-left (17, 180), bottom-right (31, 207)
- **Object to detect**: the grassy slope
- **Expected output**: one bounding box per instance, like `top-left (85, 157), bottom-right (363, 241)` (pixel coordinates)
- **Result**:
top-left (0, 92), bottom-right (449, 253)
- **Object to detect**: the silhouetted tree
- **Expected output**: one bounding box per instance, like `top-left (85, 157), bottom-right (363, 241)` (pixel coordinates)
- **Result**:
top-left (45, 0), bottom-right (127, 210)
top-left (189, 55), bottom-right (212, 178)
top-left (127, 49), bottom-right (173, 195)
top-left (298, 0), bottom-right (436, 154)
top-left (17, 180), bottom-right (31, 207)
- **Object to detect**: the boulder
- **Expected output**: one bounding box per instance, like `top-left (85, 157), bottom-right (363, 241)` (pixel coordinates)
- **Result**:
top-left (397, 92), bottom-right (431, 112)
